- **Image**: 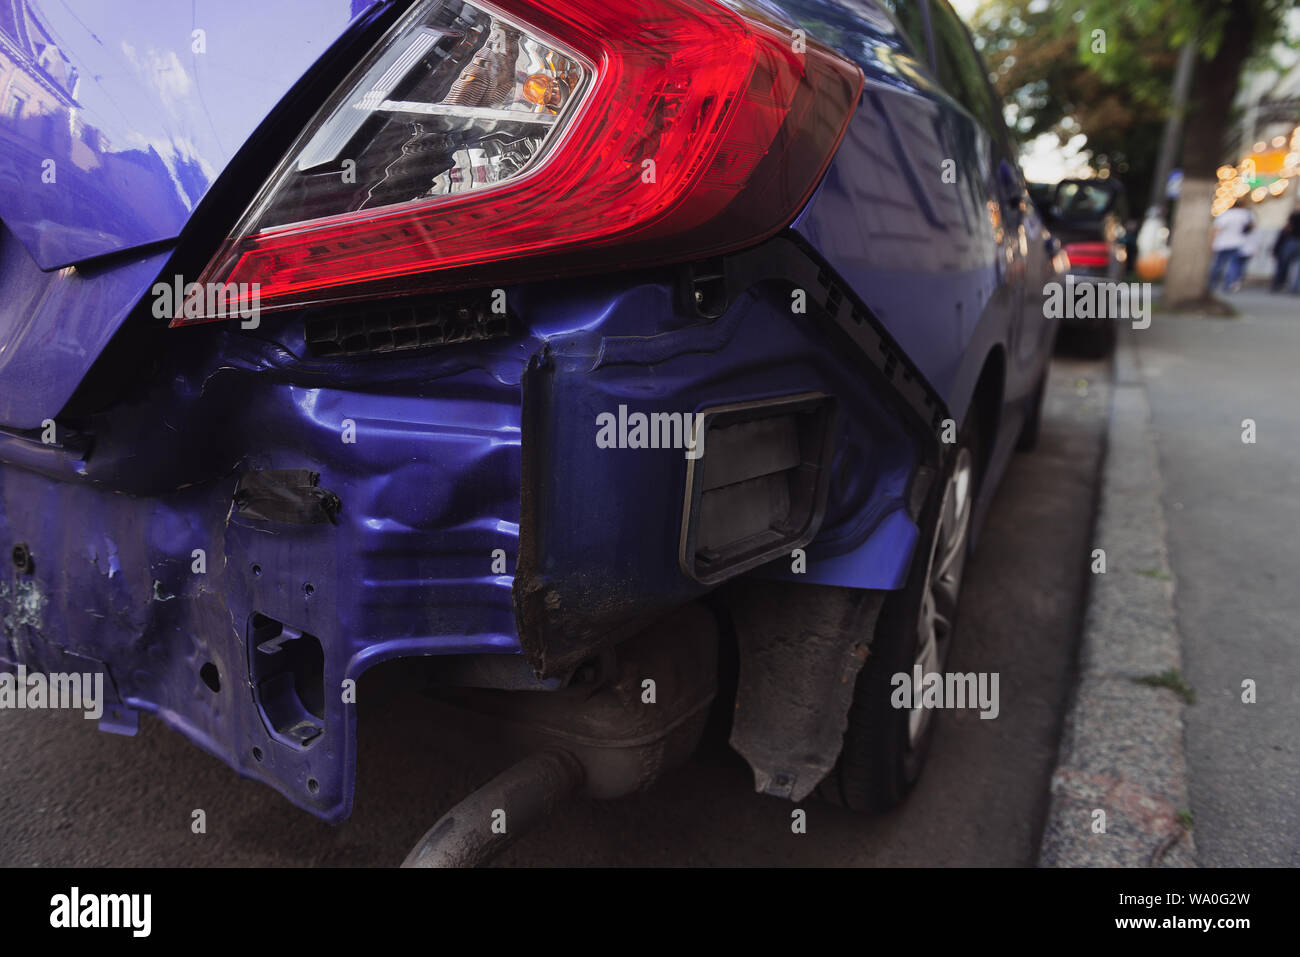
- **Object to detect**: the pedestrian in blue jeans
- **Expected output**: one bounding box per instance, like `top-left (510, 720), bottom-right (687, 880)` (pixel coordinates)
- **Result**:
top-left (1209, 247), bottom-right (1239, 291)
top-left (1271, 207), bottom-right (1300, 292)
top-left (1230, 228), bottom-right (1261, 291)
top-left (1209, 199), bottom-right (1255, 292)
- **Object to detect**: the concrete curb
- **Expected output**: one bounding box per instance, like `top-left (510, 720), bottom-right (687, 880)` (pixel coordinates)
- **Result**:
top-left (1037, 329), bottom-right (1197, 867)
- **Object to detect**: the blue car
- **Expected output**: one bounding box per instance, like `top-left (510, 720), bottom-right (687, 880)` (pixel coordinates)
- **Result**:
top-left (0, 0), bottom-right (1058, 854)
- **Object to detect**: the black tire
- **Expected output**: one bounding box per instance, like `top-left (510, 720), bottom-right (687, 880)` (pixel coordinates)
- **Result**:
top-left (819, 412), bottom-right (984, 812)
top-left (1056, 320), bottom-right (1116, 358)
top-left (1081, 319), bottom-right (1117, 358)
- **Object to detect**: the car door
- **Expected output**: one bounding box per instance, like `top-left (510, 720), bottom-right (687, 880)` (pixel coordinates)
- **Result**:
top-left (924, 0), bottom-right (1046, 384)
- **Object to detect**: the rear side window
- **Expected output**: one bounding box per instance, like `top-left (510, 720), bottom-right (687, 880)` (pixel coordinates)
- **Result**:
top-left (1057, 182), bottom-right (1114, 219)
top-left (877, 0), bottom-right (930, 59)
top-left (927, 0), bottom-right (1003, 137)
top-left (779, 0), bottom-right (923, 62)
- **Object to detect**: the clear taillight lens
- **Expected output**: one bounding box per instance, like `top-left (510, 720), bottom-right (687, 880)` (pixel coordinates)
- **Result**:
top-left (260, 3), bottom-right (589, 228)
top-left (175, 0), bottom-right (863, 323)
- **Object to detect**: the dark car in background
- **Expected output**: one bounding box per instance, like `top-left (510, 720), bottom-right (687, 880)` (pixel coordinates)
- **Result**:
top-left (1030, 177), bottom-right (1129, 355)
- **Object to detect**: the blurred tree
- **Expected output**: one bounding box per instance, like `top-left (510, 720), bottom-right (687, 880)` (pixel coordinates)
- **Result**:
top-left (971, 0), bottom-right (1176, 217)
top-left (1153, 0), bottom-right (1291, 307)
top-left (973, 0), bottom-right (1292, 307)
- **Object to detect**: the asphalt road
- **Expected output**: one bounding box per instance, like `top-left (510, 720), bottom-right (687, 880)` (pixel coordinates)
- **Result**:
top-left (1137, 289), bottom-right (1300, 866)
top-left (0, 354), bottom-right (1110, 867)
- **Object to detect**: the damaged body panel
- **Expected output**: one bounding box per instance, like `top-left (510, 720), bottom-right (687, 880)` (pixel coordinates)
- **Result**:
top-left (0, 312), bottom-right (528, 819)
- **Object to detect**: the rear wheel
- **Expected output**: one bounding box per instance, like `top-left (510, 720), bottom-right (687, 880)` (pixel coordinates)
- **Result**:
top-left (820, 415), bottom-right (982, 811)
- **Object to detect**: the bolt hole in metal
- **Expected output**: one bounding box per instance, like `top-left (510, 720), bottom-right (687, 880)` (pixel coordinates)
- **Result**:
top-left (908, 446), bottom-right (974, 748)
top-left (200, 662), bottom-right (221, 693)
top-left (303, 582), bottom-right (314, 597)
top-left (251, 563), bottom-right (262, 577)
top-left (252, 747), bottom-right (264, 763)
top-left (307, 778), bottom-right (319, 794)
top-left (11, 542), bottom-right (33, 573)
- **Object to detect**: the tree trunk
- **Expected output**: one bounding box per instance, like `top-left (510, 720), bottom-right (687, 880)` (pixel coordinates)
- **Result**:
top-left (1164, 0), bottom-right (1258, 309)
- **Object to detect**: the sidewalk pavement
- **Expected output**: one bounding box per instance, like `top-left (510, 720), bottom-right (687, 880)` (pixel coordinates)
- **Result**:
top-left (1038, 324), bottom-right (1196, 867)
top-left (1040, 287), bottom-right (1300, 867)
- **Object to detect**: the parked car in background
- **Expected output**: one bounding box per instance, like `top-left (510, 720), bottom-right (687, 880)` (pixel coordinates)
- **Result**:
top-left (0, 0), bottom-right (1059, 861)
top-left (1028, 177), bottom-right (1129, 355)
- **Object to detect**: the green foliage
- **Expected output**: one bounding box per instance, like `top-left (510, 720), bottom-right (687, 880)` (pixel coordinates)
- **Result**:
top-left (971, 0), bottom-right (1176, 208)
top-left (1134, 668), bottom-right (1197, 704)
top-left (1069, 0), bottom-right (1293, 64)
top-left (971, 0), bottom-right (1293, 208)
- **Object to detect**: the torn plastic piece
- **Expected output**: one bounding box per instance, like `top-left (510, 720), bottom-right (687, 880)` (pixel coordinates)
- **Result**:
top-left (233, 469), bottom-right (342, 525)
top-left (726, 581), bottom-right (885, 801)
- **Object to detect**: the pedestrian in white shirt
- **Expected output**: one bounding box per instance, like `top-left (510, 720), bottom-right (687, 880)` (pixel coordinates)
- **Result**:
top-left (1209, 199), bottom-right (1256, 292)
top-left (1231, 218), bottom-right (1262, 292)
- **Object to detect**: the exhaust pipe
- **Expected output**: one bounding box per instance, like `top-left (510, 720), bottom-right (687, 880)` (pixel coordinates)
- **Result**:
top-left (401, 748), bottom-right (585, 868)
top-left (404, 602), bottom-right (720, 866)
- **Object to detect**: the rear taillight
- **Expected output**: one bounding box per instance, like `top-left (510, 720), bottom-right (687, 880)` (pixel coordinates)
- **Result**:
top-left (173, 0), bottom-right (862, 324)
top-left (1063, 241), bottom-right (1110, 269)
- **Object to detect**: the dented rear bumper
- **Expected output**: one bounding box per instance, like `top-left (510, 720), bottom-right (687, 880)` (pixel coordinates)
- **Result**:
top-left (0, 244), bottom-right (935, 821)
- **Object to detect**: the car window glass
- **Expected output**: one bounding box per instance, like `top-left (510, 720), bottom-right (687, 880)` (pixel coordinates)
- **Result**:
top-left (928, 0), bottom-right (1001, 135)
top-left (778, 0), bottom-right (919, 61)
top-left (1057, 182), bottom-right (1113, 219)
top-left (877, 0), bottom-right (929, 59)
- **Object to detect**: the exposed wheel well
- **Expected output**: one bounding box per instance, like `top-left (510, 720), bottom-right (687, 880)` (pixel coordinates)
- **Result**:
top-left (967, 347), bottom-right (1005, 474)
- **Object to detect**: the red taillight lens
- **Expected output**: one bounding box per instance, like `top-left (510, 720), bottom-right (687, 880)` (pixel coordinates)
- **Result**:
top-left (174, 0), bottom-right (862, 323)
top-left (1063, 241), bottom-right (1110, 269)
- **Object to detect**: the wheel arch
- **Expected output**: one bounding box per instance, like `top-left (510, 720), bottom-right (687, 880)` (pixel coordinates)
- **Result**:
top-left (966, 345), bottom-right (1005, 475)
